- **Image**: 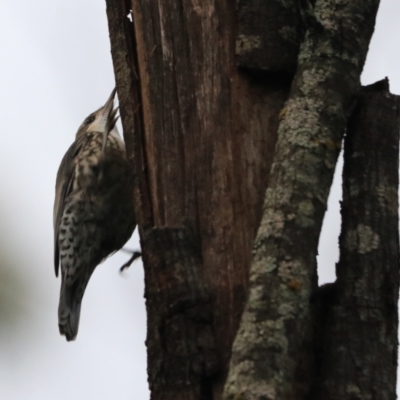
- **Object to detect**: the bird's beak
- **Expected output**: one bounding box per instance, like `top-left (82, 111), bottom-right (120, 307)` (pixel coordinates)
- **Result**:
top-left (101, 88), bottom-right (119, 152)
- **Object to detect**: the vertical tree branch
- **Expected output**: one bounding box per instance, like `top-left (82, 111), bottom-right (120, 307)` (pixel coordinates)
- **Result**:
top-left (105, 0), bottom-right (149, 225)
top-left (312, 80), bottom-right (400, 399)
top-left (224, 1), bottom-right (380, 399)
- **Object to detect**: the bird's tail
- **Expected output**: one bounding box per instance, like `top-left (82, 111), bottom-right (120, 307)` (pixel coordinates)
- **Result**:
top-left (58, 283), bottom-right (82, 341)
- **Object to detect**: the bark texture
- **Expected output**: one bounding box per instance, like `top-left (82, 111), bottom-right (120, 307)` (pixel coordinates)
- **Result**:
top-left (311, 80), bottom-right (400, 400)
top-left (224, 1), bottom-right (380, 399)
top-left (236, 0), bottom-right (304, 73)
top-left (104, 1), bottom-right (398, 400)
top-left (106, 1), bottom-right (302, 399)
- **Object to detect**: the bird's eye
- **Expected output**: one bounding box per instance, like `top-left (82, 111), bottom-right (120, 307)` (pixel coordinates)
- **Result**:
top-left (84, 115), bottom-right (95, 124)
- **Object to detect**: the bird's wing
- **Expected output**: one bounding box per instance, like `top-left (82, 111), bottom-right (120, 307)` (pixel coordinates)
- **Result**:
top-left (53, 136), bottom-right (87, 277)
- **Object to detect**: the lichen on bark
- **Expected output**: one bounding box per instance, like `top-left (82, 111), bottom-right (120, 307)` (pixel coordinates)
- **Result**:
top-left (224, 0), bottom-right (380, 399)
top-left (311, 80), bottom-right (400, 400)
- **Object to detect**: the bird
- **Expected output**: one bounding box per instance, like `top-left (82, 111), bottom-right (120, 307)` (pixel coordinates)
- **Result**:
top-left (53, 88), bottom-right (137, 341)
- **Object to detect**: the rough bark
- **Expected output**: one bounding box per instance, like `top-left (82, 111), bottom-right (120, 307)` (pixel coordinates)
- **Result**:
top-left (104, 1), bottom-right (397, 400)
top-left (236, 0), bottom-right (304, 73)
top-left (106, 1), bottom-right (303, 399)
top-left (311, 80), bottom-right (400, 400)
top-left (224, 1), bottom-right (380, 399)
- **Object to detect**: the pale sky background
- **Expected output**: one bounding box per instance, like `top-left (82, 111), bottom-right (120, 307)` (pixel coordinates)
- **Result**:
top-left (0, 1), bottom-right (398, 399)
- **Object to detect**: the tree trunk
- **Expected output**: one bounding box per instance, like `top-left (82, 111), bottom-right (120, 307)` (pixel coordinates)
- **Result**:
top-left (310, 80), bottom-right (400, 400)
top-left (105, 1), bottom-right (398, 399)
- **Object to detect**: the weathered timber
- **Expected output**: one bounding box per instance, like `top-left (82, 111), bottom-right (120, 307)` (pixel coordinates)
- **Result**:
top-left (311, 80), bottom-right (400, 400)
top-left (106, 1), bottom-right (302, 399)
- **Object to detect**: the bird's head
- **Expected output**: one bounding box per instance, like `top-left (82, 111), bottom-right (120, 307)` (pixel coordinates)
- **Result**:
top-left (76, 88), bottom-right (119, 148)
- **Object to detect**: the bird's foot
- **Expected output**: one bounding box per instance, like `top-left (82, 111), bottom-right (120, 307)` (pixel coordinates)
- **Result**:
top-left (119, 250), bottom-right (142, 272)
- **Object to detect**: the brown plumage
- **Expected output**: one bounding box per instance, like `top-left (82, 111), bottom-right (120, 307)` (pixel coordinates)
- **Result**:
top-left (53, 88), bottom-right (136, 341)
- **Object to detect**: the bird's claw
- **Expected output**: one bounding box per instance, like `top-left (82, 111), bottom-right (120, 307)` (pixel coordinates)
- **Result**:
top-left (119, 251), bottom-right (142, 272)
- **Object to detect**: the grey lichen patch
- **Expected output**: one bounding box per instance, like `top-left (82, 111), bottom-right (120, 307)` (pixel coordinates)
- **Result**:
top-left (236, 383), bottom-right (277, 400)
top-left (223, 361), bottom-right (259, 400)
top-left (278, 302), bottom-right (296, 317)
top-left (346, 383), bottom-right (362, 398)
top-left (231, 314), bottom-right (258, 353)
top-left (281, 101), bottom-right (320, 133)
top-left (376, 183), bottom-right (398, 215)
top-left (246, 283), bottom-right (268, 313)
top-left (264, 185), bottom-right (293, 208)
top-left (256, 208), bottom-right (286, 240)
top-left (286, 213), bottom-right (296, 221)
top-left (250, 256), bottom-right (277, 276)
top-left (296, 163), bottom-right (321, 186)
top-left (230, 307), bottom-right (288, 357)
top-left (345, 224), bottom-right (380, 254)
top-left (279, 25), bottom-right (298, 43)
top-left (296, 200), bottom-right (316, 227)
top-left (236, 34), bottom-right (262, 56)
top-left (224, 296), bottom-right (299, 399)
top-left (299, 200), bottom-right (315, 217)
top-left (280, 99), bottom-right (333, 150)
top-left (257, 319), bottom-right (288, 349)
top-left (285, 124), bottom-right (321, 148)
top-left (278, 258), bottom-right (302, 282)
top-left (301, 68), bottom-right (327, 95)
top-left (300, 20), bottom-right (362, 65)
top-left (225, 376), bottom-right (277, 400)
